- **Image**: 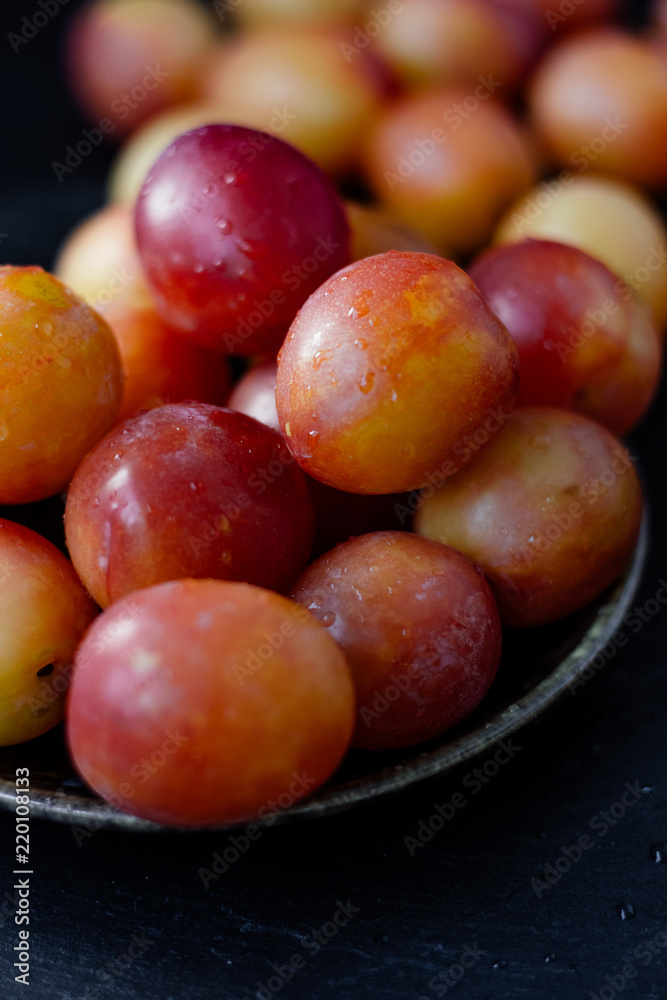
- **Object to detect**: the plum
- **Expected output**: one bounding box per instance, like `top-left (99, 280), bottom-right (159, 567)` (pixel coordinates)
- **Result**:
top-left (415, 407), bottom-right (643, 627)
top-left (292, 532), bottom-right (502, 750)
top-left (67, 580), bottom-right (354, 827)
top-left (64, 403), bottom-right (315, 607)
top-left (276, 251), bottom-right (520, 494)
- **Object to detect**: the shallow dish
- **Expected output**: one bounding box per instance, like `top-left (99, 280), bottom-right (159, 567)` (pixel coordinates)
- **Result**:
top-left (0, 514), bottom-right (648, 833)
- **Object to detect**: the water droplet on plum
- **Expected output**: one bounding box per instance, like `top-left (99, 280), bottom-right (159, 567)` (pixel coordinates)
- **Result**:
top-left (313, 349), bottom-right (334, 369)
top-left (352, 290), bottom-right (372, 317)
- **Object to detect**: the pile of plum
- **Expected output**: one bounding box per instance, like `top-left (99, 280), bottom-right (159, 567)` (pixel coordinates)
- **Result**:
top-left (1, 0), bottom-right (665, 827)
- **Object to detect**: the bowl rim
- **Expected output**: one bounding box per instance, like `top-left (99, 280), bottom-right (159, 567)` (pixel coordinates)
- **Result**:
top-left (0, 513), bottom-right (649, 834)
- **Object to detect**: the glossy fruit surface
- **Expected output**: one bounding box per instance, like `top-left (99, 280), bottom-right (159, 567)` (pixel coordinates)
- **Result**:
top-left (0, 519), bottom-right (98, 746)
top-left (228, 359), bottom-right (409, 550)
top-left (65, 403), bottom-right (315, 607)
top-left (67, 579), bottom-right (355, 827)
top-left (469, 239), bottom-right (661, 435)
top-left (415, 407), bottom-right (643, 627)
top-left (108, 102), bottom-right (244, 206)
top-left (135, 124), bottom-right (350, 355)
top-left (0, 266), bottom-right (123, 504)
top-left (276, 251), bottom-right (520, 494)
top-left (292, 531), bottom-right (502, 750)
top-left (493, 174), bottom-right (667, 333)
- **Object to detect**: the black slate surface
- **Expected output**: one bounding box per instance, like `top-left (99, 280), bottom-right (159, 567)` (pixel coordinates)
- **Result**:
top-left (1, 1), bottom-right (666, 998)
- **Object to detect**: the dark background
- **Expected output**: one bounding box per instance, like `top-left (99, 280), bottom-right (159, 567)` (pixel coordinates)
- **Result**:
top-left (0, 1), bottom-right (666, 998)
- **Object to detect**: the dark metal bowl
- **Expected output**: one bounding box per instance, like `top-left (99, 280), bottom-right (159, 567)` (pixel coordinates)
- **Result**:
top-left (0, 514), bottom-right (648, 833)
